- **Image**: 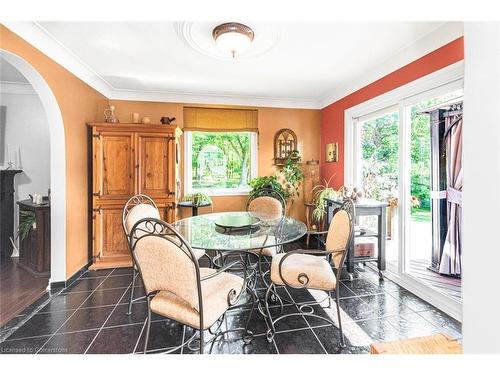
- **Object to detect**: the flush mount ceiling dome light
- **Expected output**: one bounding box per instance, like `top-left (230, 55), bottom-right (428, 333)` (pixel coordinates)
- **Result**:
top-left (212, 22), bottom-right (255, 58)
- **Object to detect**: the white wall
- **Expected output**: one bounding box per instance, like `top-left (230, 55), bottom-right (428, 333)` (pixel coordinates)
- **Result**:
top-left (0, 82), bottom-right (50, 251)
top-left (462, 22), bottom-right (500, 353)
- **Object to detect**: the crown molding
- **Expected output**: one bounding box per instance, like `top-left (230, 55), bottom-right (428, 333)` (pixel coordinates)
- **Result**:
top-left (0, 81), bottom-right (36, 95)
top-left (318, 22), bottom-right (464, 108)
top-left (3, 22), bottom-right (114, 97)
top-left (2, 21), bottom-right (320, 108)
top-left (3, 21), bottom-right (463, 111)
top-left (109, 88), bottom-right (321, 109)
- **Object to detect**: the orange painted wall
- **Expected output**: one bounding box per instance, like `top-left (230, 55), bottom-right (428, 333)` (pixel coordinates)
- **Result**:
top-left (111, 100), bottom-right (321, 222)
top-left (320, 37), bottom-right (464, 187)
top-left (1, 24), bottom-right (109, 279)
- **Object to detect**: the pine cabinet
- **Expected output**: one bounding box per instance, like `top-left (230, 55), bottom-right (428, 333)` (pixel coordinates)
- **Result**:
top-left (88, 123), bottom-right (179, 270)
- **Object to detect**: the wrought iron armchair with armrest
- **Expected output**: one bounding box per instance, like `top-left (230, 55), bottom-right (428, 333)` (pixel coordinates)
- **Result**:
top-left (264, 199), bottom-right (355, 347)
top-left (122, 194), bottom-right (212, 315)
top-left (129, 218), bottom-right (258, 354)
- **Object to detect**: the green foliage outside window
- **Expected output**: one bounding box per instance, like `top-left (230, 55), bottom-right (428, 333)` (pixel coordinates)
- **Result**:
top-left (191, 132), bottom-right (251, 190)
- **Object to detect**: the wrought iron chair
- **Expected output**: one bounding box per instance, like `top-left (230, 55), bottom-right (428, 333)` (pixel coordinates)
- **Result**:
top-left (264, 198), bottom-right (355, 347)
top-left (245, 188), bottom-right (286, 287)
top-left (129, 217), bottom-right (257, 354)
top-left (122, 194), bottom-right (210, 315)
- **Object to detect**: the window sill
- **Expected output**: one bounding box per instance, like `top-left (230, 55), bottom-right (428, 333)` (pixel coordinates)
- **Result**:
top-left (186, 188), bottom-right (251, 197)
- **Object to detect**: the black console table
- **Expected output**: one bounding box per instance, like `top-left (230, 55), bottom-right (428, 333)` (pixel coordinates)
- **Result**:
top-left (0, 169), bottom-right (23, 257)
top-left (325, 197), bottom-right (387, 280)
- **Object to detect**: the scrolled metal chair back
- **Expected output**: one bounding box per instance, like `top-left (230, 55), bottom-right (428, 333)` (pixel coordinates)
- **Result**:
top-left (122, 194), bottom-right (158, 236)
top-left (129, 218), bottom-right (203, 312)
top-left (325, 198), bottom-right (355, 272)
top-left (246, 188), bottom-right (286, 223)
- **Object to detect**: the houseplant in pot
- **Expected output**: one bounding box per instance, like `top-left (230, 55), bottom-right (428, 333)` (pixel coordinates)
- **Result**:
top-left (312, 175), bottom-right (339, 223)
top-left (179, 192), bottom-right (212, 206)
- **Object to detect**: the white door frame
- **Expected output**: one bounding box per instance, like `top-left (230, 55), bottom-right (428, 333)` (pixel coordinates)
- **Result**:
top-left (1, 50), bottom-right (66, 284)
top-left (343, 61), bottom-right (464, 321)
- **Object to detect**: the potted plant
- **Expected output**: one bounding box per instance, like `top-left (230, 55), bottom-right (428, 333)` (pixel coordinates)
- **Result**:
top-left (312, 175), bottom-right (339, 222)
top-left (278, 150), bottom-right (304, 206)
top-left (249, 175), bottom-right (288, 200)
top-left (180, 192), bottom-right (212, 206)
top-left (18, 210), bottom-right (36, 241)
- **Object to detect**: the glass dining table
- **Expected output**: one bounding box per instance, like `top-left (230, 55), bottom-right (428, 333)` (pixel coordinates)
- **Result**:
top-left (172, 211), bottom-right (307, 332)
top-left (172, 211), bottom-right (307, 254)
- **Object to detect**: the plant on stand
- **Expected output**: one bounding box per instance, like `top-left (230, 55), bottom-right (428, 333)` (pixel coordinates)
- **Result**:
top-left (278, 150), bottom-right (304, 209)
top-left (179, 191), bottom-right (212, 206)
top-left (312, 175), bottom-right (339, 223)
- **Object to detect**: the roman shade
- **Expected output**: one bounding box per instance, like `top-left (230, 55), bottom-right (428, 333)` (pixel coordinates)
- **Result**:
top-left (183, 107), bottom-right (258, 132)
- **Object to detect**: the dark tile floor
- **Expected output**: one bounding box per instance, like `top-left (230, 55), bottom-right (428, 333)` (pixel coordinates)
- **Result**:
top-left (0, 241), bottom-right (462, 354)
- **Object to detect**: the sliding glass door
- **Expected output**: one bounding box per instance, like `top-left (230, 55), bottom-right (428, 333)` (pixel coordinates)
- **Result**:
top-left (352, 81), bottom-right (463, 308)
top-left (356, 107), bottom-right (400, 272)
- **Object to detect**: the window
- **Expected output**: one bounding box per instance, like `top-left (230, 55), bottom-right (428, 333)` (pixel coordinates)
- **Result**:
top-left (185, 131), bottom-right (257, 195)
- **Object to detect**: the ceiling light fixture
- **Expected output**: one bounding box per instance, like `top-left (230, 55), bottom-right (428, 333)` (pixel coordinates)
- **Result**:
top-left (212, 22), bottom-right (255, 58)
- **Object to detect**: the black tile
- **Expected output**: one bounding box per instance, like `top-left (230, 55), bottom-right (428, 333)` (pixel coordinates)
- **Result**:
top-left (336, 296), bottom-right (379, 322)
top-left (273, 328), bottom-right (326, 354)
top-left (38, 330), bottom-right (99, 354)
top-left (110, 267), bottom-right (134, 276)
top-left (81, 287), bottom-right (128, 308)
top-left (7, 310), bottom-right (74, 340)
top-left (98, 275), bottom-right (133, 290)
top-left (267, 305), bottom-right (309, 333)
top-left (59, 306), bottom-right (113, 333)
top-left (418, 310), bottom-right (462, 339)
top-left (386, 313), bottom-right (441, 339)
top-left (64, 277), bottom-right (106, 293)
top-left (105, 302), bottom-right (164, 328)
top-left (388, 289), bottom-right (435, 312)
top-left (39, 291), bottom-right (92, 313)
top-left (0, 335), bottom-right (50, 354)
top-left (87, 324), bottom-right (144, 354)
top-left (225, 307), bottom-right (268, 336)
top-left (360, 293), bottom-right (414, 317)
top-left (136, 320), bottom-right (185, 353)
top-left (313, 325), bottom-right (370, 354)
top-left (119, 286), bottom-right (146, 303)
top-left (342, 279), bottom-right (384, 296)
top-left (80, 269), bottom-right (113, 279)
top-left (208, 334), bottom-right (277, 354)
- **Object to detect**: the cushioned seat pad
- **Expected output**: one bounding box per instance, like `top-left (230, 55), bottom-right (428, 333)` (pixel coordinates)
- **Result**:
top-left (150, 268), bottom-right (244, 329)
top-left (270, 253), bottom-right (336, 290)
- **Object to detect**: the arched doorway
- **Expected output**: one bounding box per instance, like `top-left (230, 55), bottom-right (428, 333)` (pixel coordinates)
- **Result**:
top-left (1, 50), bottom-right (66, 284)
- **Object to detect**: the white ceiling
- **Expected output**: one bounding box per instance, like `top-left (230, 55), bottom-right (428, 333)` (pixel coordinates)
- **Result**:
top-left (5, 21), bottom-right (463, 108)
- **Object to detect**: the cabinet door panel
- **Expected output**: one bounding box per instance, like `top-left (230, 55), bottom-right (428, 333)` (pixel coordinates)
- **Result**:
top-left (138, 133), bottom-right (174, 198)
top-left (158, 203), bottom-right (176, 223)
top-left (95, 132), bottom-right (135, 200)
top-left (98, 206), bottom-right (130, 259)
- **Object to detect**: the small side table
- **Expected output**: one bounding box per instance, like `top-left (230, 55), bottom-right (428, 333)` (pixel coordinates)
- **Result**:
top-left (325, 197), bottom-right (387, 280)
top-left (177, 201), bottom-right (211, 217)
top-left (304, 202), bottom-right (326, 246)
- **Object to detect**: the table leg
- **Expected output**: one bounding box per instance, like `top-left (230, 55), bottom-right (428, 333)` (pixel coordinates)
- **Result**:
top-left (378, 208), bottom-right (387, 279)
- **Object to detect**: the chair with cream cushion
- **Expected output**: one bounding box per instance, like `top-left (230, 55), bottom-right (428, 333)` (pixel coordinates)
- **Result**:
top-left (122, 194), bottom-right (209, 316)
top-left (264, 198), bottom-right (355, 347)
top-left (245, 189), bottom-right (286, 287)
top-left (129, 217), bottom-right (257, 354)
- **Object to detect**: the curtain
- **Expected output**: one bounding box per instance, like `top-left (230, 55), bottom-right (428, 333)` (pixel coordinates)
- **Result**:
top-left (183, 107), bottom-right (258, 132)
top-left (439, 116), bottom-right (463, 276)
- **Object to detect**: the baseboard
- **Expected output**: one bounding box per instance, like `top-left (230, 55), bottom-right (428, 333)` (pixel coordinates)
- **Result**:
top-left (49, 261), bottom-right (92, 290)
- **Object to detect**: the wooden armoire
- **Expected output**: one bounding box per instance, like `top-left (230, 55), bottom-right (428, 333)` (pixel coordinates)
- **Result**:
top-left (87, 123), bottom-right (179, 270)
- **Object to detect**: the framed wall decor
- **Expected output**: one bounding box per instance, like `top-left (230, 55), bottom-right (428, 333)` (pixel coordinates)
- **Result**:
top-left (325, 142), bottom-right (338, 162)
top-left (274, 128), bottom-right (298, 165)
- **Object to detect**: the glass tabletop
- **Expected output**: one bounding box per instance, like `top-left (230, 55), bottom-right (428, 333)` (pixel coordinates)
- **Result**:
top-left (172, 211), bottom-right (307, 252)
